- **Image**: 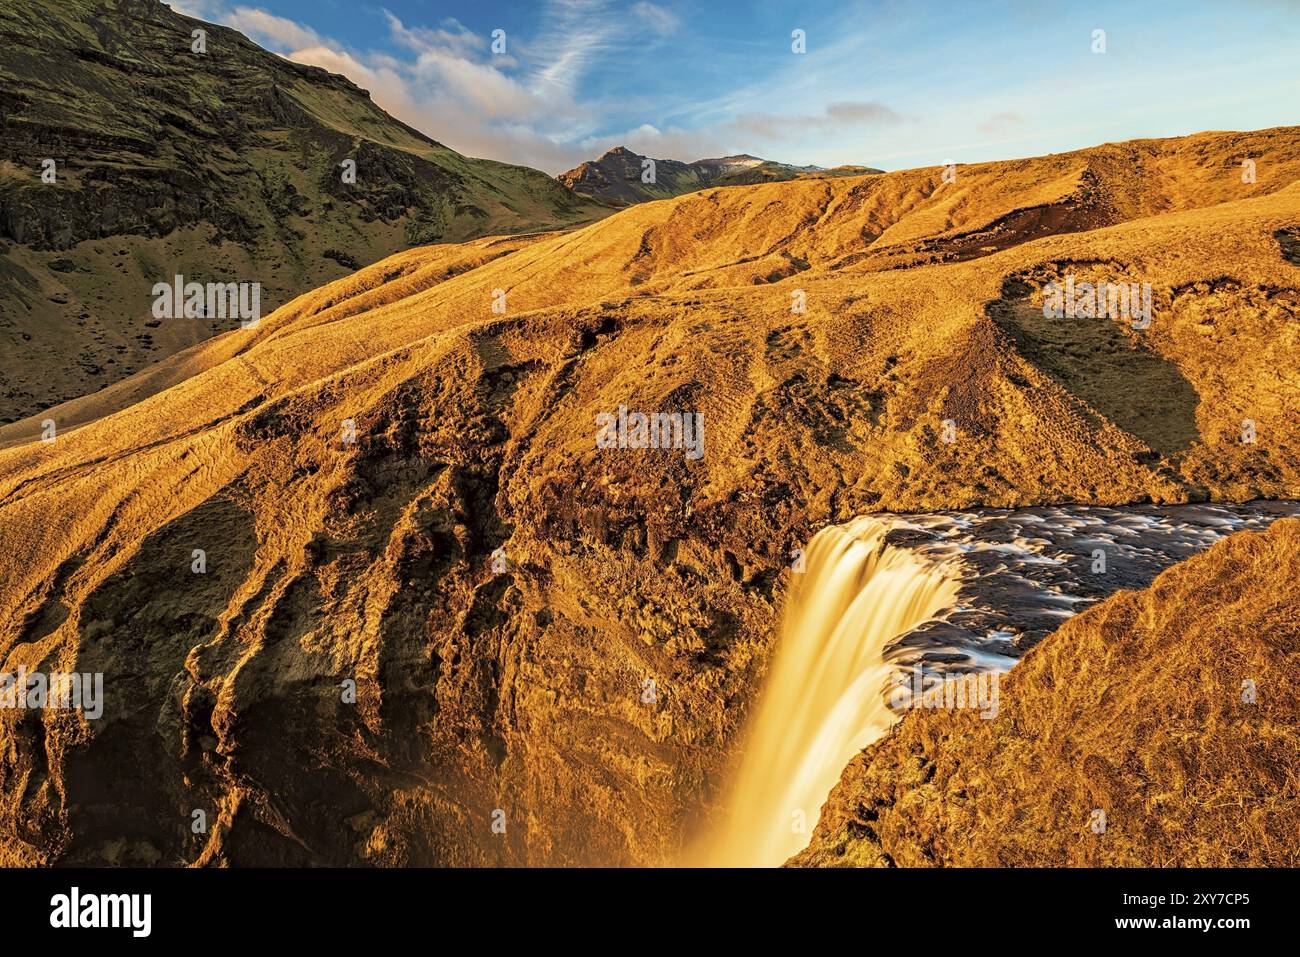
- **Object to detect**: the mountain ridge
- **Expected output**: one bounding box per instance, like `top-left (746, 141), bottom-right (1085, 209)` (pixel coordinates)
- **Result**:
top-left (0, 0), bottom-right (605, 423)
top-left (557, 144), bottom-right (878, 206)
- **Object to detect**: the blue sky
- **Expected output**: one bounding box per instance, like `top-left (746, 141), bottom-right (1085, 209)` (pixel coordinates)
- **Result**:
top-left (172, 0), bottom-right (1300, 174)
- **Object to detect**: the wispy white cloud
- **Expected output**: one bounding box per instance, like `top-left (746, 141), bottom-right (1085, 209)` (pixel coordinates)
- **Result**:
top-left (526, 0), bottom-right (624, 99)
top-left (226, 5), bottom-right (321, 49)
top-left (382, 12), bottom-right (484, 62)
top-left (632, 2), bottom-right (681, 35)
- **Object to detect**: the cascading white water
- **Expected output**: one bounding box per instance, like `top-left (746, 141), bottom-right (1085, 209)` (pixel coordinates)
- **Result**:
top-left (700, 518), bottom-right (961, 867)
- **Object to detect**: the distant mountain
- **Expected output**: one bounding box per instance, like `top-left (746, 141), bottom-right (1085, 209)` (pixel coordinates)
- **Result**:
top-left (0, 0), bottom-right (604, 422)
top-left (557, 145), bottom-right (880, 206)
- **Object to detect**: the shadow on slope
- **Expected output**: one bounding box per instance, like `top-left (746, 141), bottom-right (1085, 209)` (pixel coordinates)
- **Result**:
top-left (1277, 227), bottom-right (1300, 265)
top-left (59, 495), bottom-right (260, 865)
top-left (989, 274), bottom-right (1200, 458)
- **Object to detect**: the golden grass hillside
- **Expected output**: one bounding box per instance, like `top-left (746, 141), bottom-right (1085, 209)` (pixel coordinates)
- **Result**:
top-left (5, 125), bottom-right (1299, 440)
top-left (791, 516), bottom-right (1300, 867)
top-left (0, 127), bottom-right (1296, 865)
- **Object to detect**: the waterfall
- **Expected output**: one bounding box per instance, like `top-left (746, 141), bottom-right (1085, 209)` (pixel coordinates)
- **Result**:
top-left (700, 517), bottom-right (961, 867)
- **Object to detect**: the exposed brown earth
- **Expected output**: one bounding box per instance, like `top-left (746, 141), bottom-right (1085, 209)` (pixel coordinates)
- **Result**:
top-left (0, 127), bottom-right (1296, 865)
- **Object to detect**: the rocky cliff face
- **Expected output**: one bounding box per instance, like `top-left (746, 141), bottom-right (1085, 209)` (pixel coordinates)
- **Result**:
top-left (0, 127), bottom-right (1297, 865)
top-left (0, 0), bottom-right (602, 423)
top-left (790, 516), bottom-right (1300, 867)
